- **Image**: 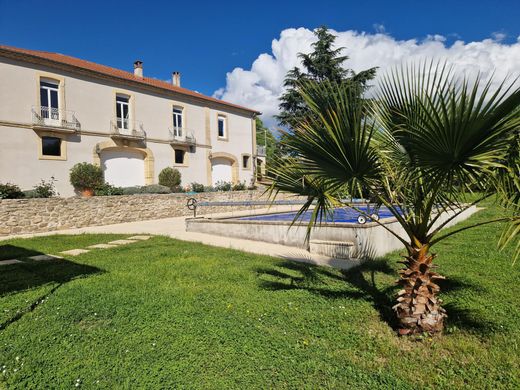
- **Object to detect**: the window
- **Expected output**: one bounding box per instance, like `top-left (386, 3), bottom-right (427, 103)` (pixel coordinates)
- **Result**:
top-left (174, 149), bottom-right (185, 164)
top-left (41, 136), bottom-right (61, 156)
top-left (217, 115), bottom-right (226, 138)
top-left (242, 155), bottom-right (250, 169)
top-left (172, 107), bottom-right (183, 137)
top-left (40, 79), bottom-right (59, 121)
top-left (116, 95), bottom-right (130, 129)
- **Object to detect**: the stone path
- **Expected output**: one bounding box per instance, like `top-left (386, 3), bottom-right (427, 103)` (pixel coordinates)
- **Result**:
top-left (0, 259), bottom-right (22, 265)
top-left (0, 235), bottom-right (152, 266)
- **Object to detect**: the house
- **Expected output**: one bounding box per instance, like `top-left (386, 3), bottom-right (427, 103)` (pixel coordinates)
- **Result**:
top-left (0, 45), bottom-right (261, 196)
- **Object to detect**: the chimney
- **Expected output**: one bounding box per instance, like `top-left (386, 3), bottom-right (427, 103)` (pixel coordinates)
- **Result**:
top-left (172, 71), bottom-right (181, 87)
top-left (133, 60), bottom-right (143, 77)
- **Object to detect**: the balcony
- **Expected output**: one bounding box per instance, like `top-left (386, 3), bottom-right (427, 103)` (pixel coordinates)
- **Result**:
top-left (110, 118), bottom-right (146, 141)
top-left (31, 106), bottom-right (80, 133)
top-left (168, 127), bottom-right (196, 145)
top-left (256, 145), bottom-right (267, 156)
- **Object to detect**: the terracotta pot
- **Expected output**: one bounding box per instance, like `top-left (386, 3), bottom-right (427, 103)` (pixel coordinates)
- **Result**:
top-left (81, 188), bottom-right (94, 198)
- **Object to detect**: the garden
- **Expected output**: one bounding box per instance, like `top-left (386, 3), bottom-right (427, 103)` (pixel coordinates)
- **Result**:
top-left (0, 202), bottom-right (518, 388)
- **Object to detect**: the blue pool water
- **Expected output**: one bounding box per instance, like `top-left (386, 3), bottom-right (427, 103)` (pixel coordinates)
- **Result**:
top-left (239, 206), bottom-right (396, 223)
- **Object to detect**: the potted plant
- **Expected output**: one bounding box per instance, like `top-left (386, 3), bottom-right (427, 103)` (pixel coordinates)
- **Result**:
top-left (69, 163), bottom-right (103, 197)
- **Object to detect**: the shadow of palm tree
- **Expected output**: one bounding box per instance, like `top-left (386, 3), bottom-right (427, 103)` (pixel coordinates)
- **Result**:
top-left (257, 259), bottom-right (498, 334)
top-left (257, 259), bottom-right (398, 328)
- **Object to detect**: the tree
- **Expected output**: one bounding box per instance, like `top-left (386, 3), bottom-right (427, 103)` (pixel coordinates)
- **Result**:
top-left (256, 118), bottom-right (282, 175)
top-left (277, 26), bottom-right (377, 129)
top-left (269, 63), bottom-right (520, 335)
top-left (255, 117), bottom-right (278, 164)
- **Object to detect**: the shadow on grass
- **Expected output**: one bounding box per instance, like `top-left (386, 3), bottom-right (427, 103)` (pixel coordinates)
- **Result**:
top-left (1, 247), bottom-right (102, 296)
top-left (257, 259), bottom-right (398, 329)
top-left (0, 244), bottom-right (47, 261)
top-left (257, 259), bottom-right (498, 335)
top-left (1, 245), bottom-right (102, 330)
top-left (442, 303), bottom-right (497, 335)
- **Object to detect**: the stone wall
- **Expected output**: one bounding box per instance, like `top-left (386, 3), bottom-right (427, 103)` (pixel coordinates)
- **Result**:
top-left (0, 191), bottom-right (303, 236)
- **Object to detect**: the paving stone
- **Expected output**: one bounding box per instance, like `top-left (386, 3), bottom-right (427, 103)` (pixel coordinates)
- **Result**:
top-left (28, 254), bottom-right (63, 261)
top-left (60, 249), bottom-right (90, 256)
top-left (108, 239), bottom-right (138, 245)
top-left (0, 259), bottom-right (23, 266)
top-left (87, 244), bottom-right (118, 249)
top-left (127, 235), bottom-right (152, 240)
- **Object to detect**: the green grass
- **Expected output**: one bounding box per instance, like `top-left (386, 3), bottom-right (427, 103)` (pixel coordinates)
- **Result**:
top-left (0, 205), bottom-right (518, 389)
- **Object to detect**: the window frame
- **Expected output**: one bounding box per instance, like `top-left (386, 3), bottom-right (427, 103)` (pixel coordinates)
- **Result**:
top-left (38, 132), bottom-right (67, 161)
top-left (115, 94), bottom-right (130, 130)
top-left (241, 153), bottom-right (251, 170)
top-left (172, 106), bottom-right (184, 137)
top-left (39, 77), bottom-right (61, 124)
top-left (217, 114), bottom-right (228, 140)
top-left (173, 148), bottom-right (188, 166)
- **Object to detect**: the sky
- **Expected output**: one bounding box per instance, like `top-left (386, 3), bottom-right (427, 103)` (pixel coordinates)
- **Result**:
top-left (1, 0), bottom-right (519, 126)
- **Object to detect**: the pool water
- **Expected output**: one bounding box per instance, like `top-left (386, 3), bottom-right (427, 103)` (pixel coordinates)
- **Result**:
top-left (238, 205), bottom-right (396, 223)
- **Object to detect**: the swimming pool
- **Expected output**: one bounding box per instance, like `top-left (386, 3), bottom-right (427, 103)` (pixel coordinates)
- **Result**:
top-left (239, 205), bottom-right (396, 224)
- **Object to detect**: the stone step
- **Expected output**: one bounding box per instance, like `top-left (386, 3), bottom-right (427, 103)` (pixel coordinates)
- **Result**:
top-left (0, 259), bottom-right (23, 266)
top-left (309, 240), bottom-right (355, 259)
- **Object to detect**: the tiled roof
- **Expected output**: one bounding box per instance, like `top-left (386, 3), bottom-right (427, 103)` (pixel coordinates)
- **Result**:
top-left (0, 44), bottom-right (260, 115)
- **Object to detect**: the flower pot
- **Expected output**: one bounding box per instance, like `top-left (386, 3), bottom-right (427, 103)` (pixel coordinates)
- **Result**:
top-left (81, 188), bottom-right (94, 198)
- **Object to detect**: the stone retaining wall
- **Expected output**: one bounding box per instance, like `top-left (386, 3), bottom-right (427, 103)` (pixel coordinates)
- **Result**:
top-left (0, 191), bottom-right (302, 236)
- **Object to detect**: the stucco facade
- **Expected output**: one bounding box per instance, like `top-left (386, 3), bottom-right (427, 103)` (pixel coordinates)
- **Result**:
top-left (0, 46), bottom-right (259, 196)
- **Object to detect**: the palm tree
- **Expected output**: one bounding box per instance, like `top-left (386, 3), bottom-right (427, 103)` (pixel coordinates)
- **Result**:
top-left (269, 63), bottom-right (520, 335)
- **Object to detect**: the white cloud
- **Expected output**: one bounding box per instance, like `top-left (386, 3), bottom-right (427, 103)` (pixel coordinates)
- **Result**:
top-left (213, 28), bottom-right (520, 128)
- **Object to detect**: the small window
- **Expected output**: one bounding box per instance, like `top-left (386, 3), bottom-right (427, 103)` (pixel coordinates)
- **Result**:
top-left (42, 136), bottom-right (61, 156)
top-left (217, 115), bottom-right (226, 138)
top-left (174, 149), bottom-right (185, 164)
top-left (242, 155), bottom-right (250, 169)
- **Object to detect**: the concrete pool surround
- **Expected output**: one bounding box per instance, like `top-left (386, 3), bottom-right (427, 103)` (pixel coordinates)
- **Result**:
top-left (186, 205), bottom-right (478, 260)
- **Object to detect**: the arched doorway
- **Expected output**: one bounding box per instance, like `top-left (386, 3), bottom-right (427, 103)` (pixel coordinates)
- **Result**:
top-left (93, 141), bottom-right (154, 186)
top-left (101, 149), bottom-right (145, 187)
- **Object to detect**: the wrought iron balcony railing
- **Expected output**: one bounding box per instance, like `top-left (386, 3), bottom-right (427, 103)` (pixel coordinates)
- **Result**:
top-left (110, 118), bottom-right (146, 140)
top-left (256, 145), bottom-right (267, 156)
top-left (168, 127), bottom-right (196, 144)
top-left (31, 106), bottom-right (81, 132)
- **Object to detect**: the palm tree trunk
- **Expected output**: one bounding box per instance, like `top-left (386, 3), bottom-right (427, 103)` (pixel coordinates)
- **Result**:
top-left (393, 244), bottom-right (447, 335)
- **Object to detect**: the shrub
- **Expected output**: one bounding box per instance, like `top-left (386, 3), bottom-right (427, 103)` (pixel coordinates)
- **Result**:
top-left (232, 181), bottom-right (246, 191)
top-left (214, 181), bottom-right (232, 191)
top-left (122, 185), bottom-right (172, 195)
top-left (190, 182), bottom-right (205, 193)
top-left (158, 167), bottom-right (181, 190)
top-left (0, 183), bottom-right (24, 199)
top-left (69, 163), bottom-right (103, 190)
top-left (95, 183), bottom-right (124, 196)
top-left (204, 185), bottom-right (216, 192)
top-left (33, 177), bottom-right (59, 198)
top-left (121, 186), bottom-right (141, 195)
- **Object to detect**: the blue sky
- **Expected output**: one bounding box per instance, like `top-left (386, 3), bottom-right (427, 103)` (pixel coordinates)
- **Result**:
top-left (1, 0), bottom-right (519, 99)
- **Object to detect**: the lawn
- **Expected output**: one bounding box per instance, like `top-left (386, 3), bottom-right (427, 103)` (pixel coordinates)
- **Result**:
top-left (0, 205), bottom-right (518, 389)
